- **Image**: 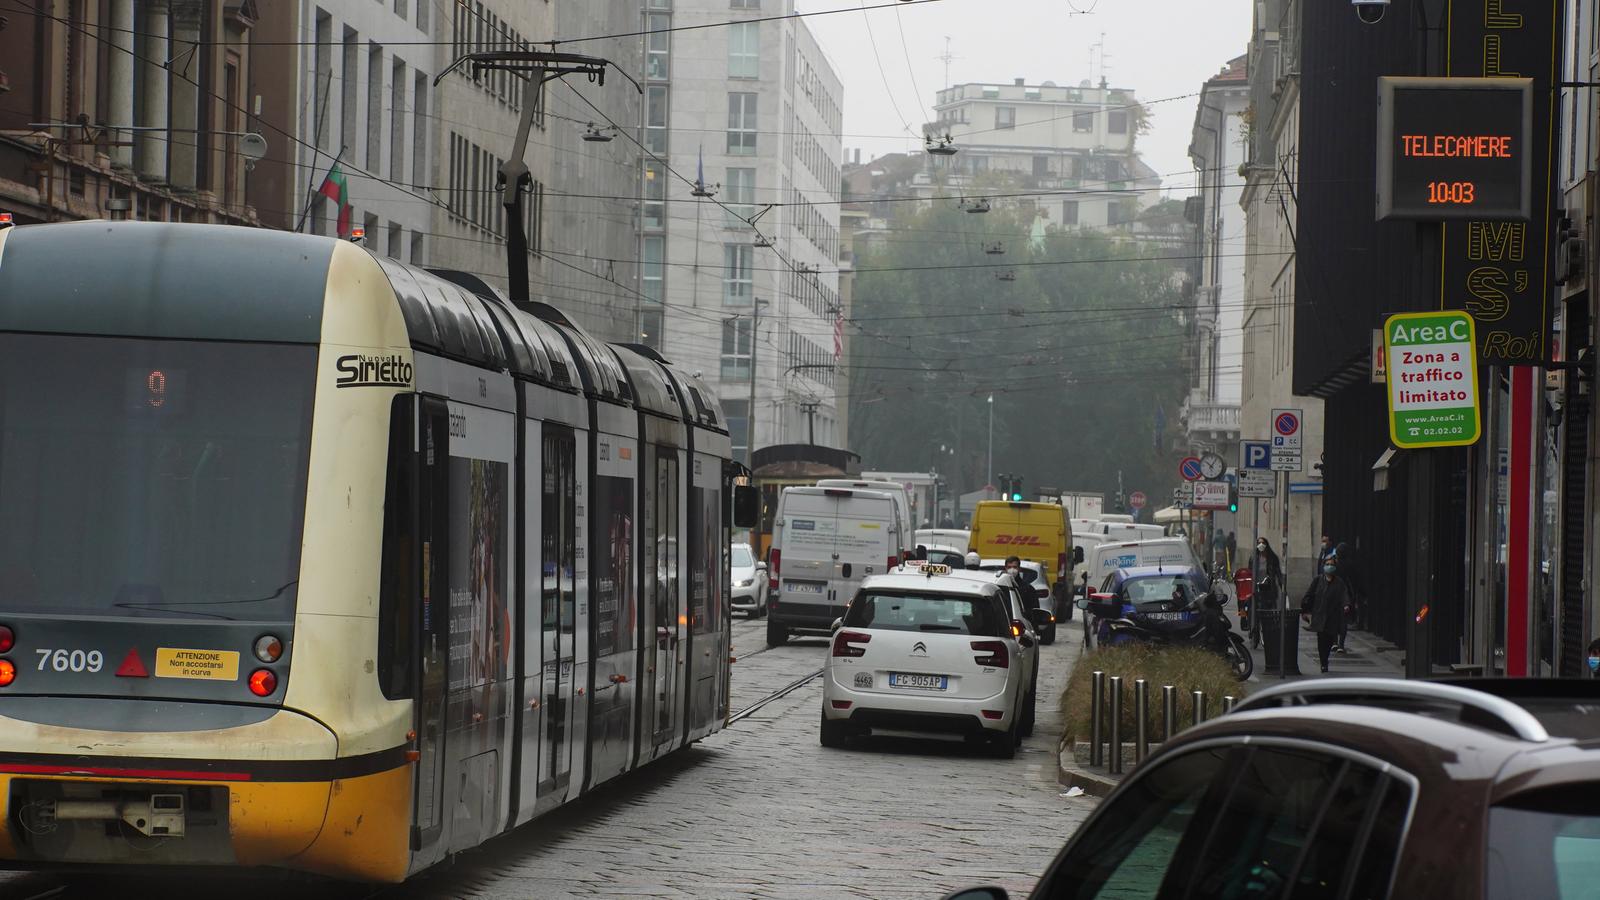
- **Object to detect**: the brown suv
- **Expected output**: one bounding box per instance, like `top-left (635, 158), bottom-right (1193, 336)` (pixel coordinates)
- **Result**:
top-left (944, 678), bottom-right (1600, 899)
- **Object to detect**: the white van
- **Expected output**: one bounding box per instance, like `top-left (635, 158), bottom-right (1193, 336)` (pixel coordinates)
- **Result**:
top-left (817, 479), bottom-right (915, 555)
top-left (1093, 522), bottom-right (1166, 543)
top-left (1097, 514), bottom-right (1136, 524)
top-left (768, 486), bottom-right (902, 645)
top-left (914, 528), bottom-right (970, 553)
top-left (1088, 538), bottom-right (1200, 582)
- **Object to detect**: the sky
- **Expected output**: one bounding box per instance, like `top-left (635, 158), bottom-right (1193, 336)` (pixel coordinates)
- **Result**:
top-left (796, 0), bottom-right (1254, 196)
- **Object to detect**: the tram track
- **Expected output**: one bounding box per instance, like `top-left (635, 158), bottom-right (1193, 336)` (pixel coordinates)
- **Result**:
top-left (728, 667), bottom-right (822, 725)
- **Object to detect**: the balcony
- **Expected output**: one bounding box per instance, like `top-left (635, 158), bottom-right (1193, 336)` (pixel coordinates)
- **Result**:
top-left (1183, 401), bottom-right (1241, 439)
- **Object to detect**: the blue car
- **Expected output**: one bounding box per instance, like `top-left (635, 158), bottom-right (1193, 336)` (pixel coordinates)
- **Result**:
top-left (1082, 565), bottom-right (1212, 646)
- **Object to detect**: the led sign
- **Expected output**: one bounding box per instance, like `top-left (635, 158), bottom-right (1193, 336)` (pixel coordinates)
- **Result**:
top-left (1376, 77), bottom-right (1532, 222)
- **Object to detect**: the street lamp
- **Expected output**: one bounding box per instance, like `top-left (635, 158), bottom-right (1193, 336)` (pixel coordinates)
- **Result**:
top-left (987, 394), bottom-right (994, 494)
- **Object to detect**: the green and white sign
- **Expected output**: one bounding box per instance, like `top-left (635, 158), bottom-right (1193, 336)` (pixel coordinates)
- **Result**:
top-left (1384, 311), bottom-right (1481, 448)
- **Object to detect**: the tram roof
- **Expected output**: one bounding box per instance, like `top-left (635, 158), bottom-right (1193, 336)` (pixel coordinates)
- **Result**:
top-left (0, 221), bottom-right (331, 343)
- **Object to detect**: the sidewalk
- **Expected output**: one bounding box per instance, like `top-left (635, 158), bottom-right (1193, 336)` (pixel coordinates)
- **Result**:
top-left (1244, 623), bottom-right (1407, 681)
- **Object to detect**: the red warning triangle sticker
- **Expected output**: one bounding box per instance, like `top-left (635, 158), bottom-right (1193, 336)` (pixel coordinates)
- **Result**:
top-left (115, 649), bottom-right (149, 678)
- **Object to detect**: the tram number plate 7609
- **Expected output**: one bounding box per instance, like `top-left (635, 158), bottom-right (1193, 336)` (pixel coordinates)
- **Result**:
top-left (35, 648), bottom-right (105, 673)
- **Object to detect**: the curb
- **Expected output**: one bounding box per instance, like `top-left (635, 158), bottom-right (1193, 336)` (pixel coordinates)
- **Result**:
top-left (1059, 764), bottom-right (1120, 798)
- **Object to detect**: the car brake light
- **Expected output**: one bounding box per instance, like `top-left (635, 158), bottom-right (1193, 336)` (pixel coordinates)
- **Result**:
top-left (1010, 620), bottom-right (1024, 638)
top-left (824, 488), bottom-right (853, 497)
top-left (0, 659), bottom-right (15, 687)
top-left (832, 630), bottom-right (872, 657)
top-left (0, 625), bottom-right (12, 654)
top-left (971, 640), bottom-right (1008, 668)
top-left (1057, 551), bottom-right (1068, 578)
top-left (887, 555), bottom-right (899, 570)
top-left (769, 549), bottom-right (781, 591)
top-left (831, 700), bottom-right (853, 709)
top-left (981, 709), bottom-right (1005, 720)
top-left (248, 668), bottom-right (278, 697)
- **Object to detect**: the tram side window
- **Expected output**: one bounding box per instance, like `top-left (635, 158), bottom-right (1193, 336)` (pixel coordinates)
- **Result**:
top-left (377, 396), bottom-right (415, 700)
top-left (656, 451), bottom-right (680, 629)
top-left (542, 430), bottom-right (577, 636)
top-left (689, 479), bottom-right (723, 635)
top-left (593, 474), bottom-right (636, 657)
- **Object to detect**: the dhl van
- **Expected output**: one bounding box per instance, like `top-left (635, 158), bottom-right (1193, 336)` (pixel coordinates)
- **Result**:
top-left (968, 500), bottom-right (1081, 610)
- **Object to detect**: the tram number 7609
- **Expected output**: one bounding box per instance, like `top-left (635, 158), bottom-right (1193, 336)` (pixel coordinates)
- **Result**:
top-left (35, 648), bottom-right (104, 673)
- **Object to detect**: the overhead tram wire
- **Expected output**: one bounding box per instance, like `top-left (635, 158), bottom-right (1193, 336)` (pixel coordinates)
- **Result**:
top-left (857, 0), bottom-right (922, 139)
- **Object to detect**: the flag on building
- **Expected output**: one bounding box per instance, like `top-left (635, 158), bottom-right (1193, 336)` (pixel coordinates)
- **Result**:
top-left (317, 162), bottom-right (353, 237)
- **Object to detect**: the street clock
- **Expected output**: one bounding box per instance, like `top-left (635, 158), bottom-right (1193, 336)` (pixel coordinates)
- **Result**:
top-left (1200, 453), bottom-right (1226, 480)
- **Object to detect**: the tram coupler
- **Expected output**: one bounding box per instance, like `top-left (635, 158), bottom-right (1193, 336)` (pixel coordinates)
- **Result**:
top-left (46, 793), bottom-right (186, 837)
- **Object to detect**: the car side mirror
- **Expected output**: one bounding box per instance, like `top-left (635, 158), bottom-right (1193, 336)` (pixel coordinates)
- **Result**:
top-left (1072, 546), bottom-right (1085, 564)
top-left (941, 889), bottom-right (1010, 900)
top-left (1027, 608), bottom-right (1053, 628)
top-left (732, 484), bottom-right (760, 528)
top-left (1075, 595), bottom-right (1089, 611)
top-left (831, 618), bottom-right (843, 632)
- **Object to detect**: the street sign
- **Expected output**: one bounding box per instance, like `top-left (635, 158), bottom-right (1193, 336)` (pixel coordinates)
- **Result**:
top-left (1376, 77), bottom-right (1533, 222)
top-left (1384, 311), bottom-right (1482, 448)
top-left (1241, 440), bottom-right (1272, 470)
top-left (1192, 482), bottom-right (1229, 510)
top-left (1270, 452), bottom-right (1303, 472)
top-left (1238, 469), bottom-right (1276, 498)
top-left (1128, 490), bottom-right (1147, 511)
top-left (1271, 408), bottom-right (1303, 450)
top-left (1179, 457), bottom-right (1203, 482)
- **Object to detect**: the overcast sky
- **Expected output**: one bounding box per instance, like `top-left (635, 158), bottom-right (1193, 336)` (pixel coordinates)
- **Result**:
top-left (796, 0), bottom-right (1253, 196)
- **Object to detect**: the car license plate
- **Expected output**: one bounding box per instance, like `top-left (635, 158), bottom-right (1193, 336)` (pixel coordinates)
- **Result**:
top-left (784, 581), bottom-right (824, 594)
top-left (1143, 612), bottom-right (1189, 621)
top-left (889, 673), bottom-right (948, 690)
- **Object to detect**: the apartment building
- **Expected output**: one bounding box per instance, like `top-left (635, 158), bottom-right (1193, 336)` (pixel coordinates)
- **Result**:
top-left (0, 0), bottom-right (260, 227)
top-left (921, 78), bottom-right (1161, 230)
top-left (642, 0), bottom-right (845, 463)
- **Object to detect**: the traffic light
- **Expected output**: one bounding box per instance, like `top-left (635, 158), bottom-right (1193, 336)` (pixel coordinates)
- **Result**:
top-left (1010, 475), bottom-right (1024, 502)
top-left (1228, 484), bottom-right (1239, 513)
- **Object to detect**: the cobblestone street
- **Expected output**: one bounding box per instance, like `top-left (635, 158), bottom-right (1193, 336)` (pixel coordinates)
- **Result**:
top-left (1, 617), bottom-right (1095, 899)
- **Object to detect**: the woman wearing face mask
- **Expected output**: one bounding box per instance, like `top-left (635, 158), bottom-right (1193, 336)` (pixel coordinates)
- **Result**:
top-left (1250, 538), bottom-right (1282, 649)
top-left (1300, 560), bottom-right (1350, 674)
top-left (1588, 638), bottom-right (1600, 678)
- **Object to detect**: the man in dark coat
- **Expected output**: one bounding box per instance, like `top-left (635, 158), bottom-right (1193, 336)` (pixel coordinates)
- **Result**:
top-left (1301, 560), bottom-right (1350, 674)
top-left (1251, 537), bottom-right (1283, 648)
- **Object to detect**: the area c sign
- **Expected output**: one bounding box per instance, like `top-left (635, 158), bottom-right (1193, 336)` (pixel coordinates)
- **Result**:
top-left (1376, 76), bottom-right (1532, 222)
top-left (1384, 310), bottom-right (1481, 448)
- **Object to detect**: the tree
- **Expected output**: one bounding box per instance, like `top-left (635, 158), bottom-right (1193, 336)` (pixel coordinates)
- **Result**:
top-left (845, 200), bottom-right (1188, 508)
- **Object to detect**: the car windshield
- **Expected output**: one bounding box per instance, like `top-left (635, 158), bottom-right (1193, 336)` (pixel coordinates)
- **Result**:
top-left (731, 545), bottom-right (754, 567)
top-left (925, 549), bottom-right (967, 567)
top-left (843, 591), bottom-right (1004, 636)
top-left (1487, 790), bottom-right (1600, 899)
top-left (0, 334), bottom-right (315, 621)
top-left (1124, 577), bottom-right (1197, 605)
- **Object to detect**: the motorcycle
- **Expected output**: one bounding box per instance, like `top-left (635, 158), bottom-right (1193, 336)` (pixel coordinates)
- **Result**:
top-left (1078, 587), bottom-right (1253, 682)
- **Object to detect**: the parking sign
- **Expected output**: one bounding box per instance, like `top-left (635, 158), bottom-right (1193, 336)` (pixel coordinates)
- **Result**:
top-left (1271, 409), bottom-right (1303, 450)
top-left (1241, 440), bottom-right (1272, 470)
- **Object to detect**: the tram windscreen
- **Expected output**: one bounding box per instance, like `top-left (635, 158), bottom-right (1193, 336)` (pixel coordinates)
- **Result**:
top-left (0, 334), bottom-right (315, 621)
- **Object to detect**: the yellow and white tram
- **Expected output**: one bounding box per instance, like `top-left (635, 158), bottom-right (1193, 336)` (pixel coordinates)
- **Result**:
top-left (0, 221), bottom-right (743, 881)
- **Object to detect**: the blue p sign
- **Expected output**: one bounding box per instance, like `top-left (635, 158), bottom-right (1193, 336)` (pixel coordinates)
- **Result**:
top-left (1243, 441), bottom-right (1272, 470)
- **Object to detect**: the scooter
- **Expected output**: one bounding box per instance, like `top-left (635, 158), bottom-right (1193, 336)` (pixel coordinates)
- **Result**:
top-left (1079, 589), bottom-right (1253, 681)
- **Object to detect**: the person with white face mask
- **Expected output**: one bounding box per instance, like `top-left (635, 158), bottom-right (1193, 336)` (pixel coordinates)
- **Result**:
top-left (1250, 538), bottom-right (1283, 649)
top-left (1300, 561), bottom-right (1351, 674)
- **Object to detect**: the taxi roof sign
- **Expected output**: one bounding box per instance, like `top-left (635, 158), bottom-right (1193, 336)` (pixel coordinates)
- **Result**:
top-left (922, 563), bottom-right (951, 576)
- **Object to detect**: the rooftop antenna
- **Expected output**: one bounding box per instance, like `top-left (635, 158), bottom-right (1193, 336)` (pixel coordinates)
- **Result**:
top-left (936, 36), bottom-right (960, 89)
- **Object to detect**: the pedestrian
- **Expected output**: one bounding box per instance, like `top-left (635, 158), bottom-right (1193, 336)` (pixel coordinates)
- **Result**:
top-left (1225, 531), bottom-right (1237, 565)
top-left (1301, 558), bottom-right (1350, 674)
top-left (1588, 638), bottom-right (1600, 679)
top-left (1333, 542), bottom-right (1365, 651)
top-left (1251, 537), bottom-right (1283, 649)
top-left (1317, 533), bottom-right (1336, 569)
top-left (913, 544), bottom-right (929, 561)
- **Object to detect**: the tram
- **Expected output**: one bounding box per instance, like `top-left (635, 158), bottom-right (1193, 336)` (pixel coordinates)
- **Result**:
top-left (747, 443), bottom-right (860, 559)
top-left (0, 221), bottom-right (751, 881)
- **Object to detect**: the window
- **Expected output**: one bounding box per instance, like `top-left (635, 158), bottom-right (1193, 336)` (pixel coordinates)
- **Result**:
top-left (642, 236), bottom-right (665, 303)
top-left (646, 13), bottom-right (670, 79)
top-left (1108, 110), bottom-right (1129, 134)
top-left (842, 592), bottom-right (1006, 636)
top-left (389, 59), bottom-right (406, 181)
top-left (314, 11), bottom-right (332, 151)
top-left (1488, 788), bottom-right (1600, 900)
top-left (387, 222), bottom-right (402, 259)
top-left (729, 22), bottom-right (759, 78)
top-left (727, 92), bottom-right (758, 155)
top-left (1033, 156), bottom-right (1049, 177)
top-left (639, 309), bottom-right (664, 350)
top-left (725, 168), bottom-right (755, 226)
top-left (643, 161), bottom-right (666, 230)
top-left (1073, 109), bottom-right (1094, 132)
top-left (367, 43), bottom-right (383, 169)
top-left (995, 106), bottom-right (1016, 129)
top-left (722, 398), bottom-right (749, 463)
top-left (415, 0), bottom-right (427, 34)
top-left (394, 0), bottom-right (407, 19)
top-left (731, 0), bottom-right (759, 7)
top-left (1109, 200), bottom-right (1135, 226)
top-left (723, 244), bottom-right (753, 304)
top-left (376, 396), bottom-right (414, 699)
top-left (1061, 201), bottom-right (1079, 225)
top-left (412, 74), bottom-right (428, 187)
top-left (410, 232), bottom-right (424, 265)
top-left (646, 86), bottom-right (669, 155)
top-left (341, 28), bottom-right (359, 154)
top-left (721, 318), bottom-right (753, 380)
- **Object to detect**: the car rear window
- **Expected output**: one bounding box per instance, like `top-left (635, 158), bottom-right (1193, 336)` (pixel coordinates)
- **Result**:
top-left (843, 591), bottom-right (1004, 636)
top-left (1123, 577), bottom-right (1198, 605)
top-left (1487, 786), bottom-right (1600, 899)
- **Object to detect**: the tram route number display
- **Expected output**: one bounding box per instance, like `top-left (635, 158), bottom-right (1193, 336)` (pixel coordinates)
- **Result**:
top-left (154, 647), bottom-right (240, 681)
top-left (1384, 310), bottom-right (1482, 449)
top-left (1376, 77), bottom-right (1532, 221)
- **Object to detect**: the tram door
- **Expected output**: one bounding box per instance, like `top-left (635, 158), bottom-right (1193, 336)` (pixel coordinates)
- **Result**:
top-left (539, 428), bottom-right (576, 795)
top-left (648, 447), bottom-right (683, 750)
top-left (412, 397), bottom-right (451, 853)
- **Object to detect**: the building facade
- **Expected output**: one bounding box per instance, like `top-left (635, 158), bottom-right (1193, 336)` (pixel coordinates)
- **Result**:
top-left (1, 0), bottom-right (260, 228)
top-left (1238, 0), bottom-right (1325, 587)
top-left (921, 78), bottom-right (1161, 230)
top-left (642, 0), bottom-right (845, 464)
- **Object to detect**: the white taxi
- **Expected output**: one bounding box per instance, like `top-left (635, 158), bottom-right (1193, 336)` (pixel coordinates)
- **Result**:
top-left (821, 565), bottom-right (1042, 758)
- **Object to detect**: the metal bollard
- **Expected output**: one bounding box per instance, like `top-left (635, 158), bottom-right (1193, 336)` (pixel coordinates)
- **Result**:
top-left (1089, 671), bottom-right (1105, 767)
top-left (1108, 676), bottom-right (1123, 775)
top-left (1134, 679), bottom-right (1150, 764)
top-left (1162, 684), bottom-right (1178, 741)
top-left (1192, 689), bottom-right (1206, 726)
top-left (1222, 695), bottom-right (1237, 714)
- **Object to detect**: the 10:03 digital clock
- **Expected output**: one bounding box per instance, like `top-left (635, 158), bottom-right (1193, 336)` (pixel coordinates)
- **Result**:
top-left (1376, 77), bottom-right (1533, 222)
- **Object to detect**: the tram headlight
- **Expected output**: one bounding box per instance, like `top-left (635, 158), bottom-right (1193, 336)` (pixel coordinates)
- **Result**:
top-left (253, 634), bottom-right (283, 663)
top-left (0, 659), bottom-right (14, 688)
top-left (248, 668), bottom-right (278, 697)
